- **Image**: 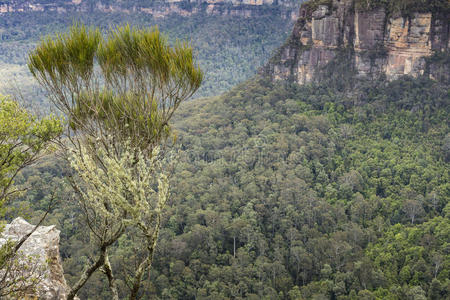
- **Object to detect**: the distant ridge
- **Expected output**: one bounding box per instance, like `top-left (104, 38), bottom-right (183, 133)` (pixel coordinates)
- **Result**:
top-left (0, 0), bottom-right (301, 19)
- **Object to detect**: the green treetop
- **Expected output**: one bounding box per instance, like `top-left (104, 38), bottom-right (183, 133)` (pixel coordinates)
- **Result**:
top-left (29, 24), bottom-right (203, 155)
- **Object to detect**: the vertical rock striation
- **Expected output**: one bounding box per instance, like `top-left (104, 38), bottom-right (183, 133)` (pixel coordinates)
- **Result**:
top-left (266, 0), bottom-right (450, 84)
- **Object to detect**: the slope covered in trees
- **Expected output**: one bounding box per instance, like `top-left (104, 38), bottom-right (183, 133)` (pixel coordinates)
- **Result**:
top-left (11, 73), bottom-right (449, 298)
top-left (1, 0), bottom-right (449, 297)
top-left (162, 76), bottom-right (449, 299)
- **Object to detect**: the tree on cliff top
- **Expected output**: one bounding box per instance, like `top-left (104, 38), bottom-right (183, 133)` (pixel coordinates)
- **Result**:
top-left (0, 94), bottom-right (62, 297)
top-left (28, 24), bottom-right (203, 299)
top-left (354, 0), bottom-right (450, 14)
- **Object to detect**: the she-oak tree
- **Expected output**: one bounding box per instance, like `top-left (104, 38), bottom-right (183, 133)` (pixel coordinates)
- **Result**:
top-left (28, 24), bottom-right (203, 299)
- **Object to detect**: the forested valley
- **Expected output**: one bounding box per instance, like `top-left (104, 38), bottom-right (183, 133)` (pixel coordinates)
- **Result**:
top-left (8, 75), bottom-right (449, 299)
top-left (0, 0), bottom-right (449, 299)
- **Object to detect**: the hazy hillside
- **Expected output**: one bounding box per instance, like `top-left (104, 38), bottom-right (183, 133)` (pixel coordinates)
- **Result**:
top-left (0, 3), bottom-right (298, 105)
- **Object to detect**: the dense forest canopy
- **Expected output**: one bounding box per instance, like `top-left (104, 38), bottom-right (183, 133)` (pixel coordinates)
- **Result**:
top-left (1, 0), bottom-right (449, 298)
top-left (9, 74), bottom-right (449, 299)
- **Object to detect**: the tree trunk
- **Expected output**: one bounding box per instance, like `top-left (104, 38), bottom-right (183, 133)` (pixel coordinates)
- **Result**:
top-left (129, 227), bottom-right (160, 300)
top-left (103, 252), bottom-right (119, 300)
top-left (67, 247), bottom-right (107, 300)
top-left (129, 255), bottom-right (150, 300)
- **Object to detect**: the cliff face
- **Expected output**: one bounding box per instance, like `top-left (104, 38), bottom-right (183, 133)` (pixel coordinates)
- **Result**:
top-left (267, 0), bottom-right (450, 84)
top-left (0, 0), bottom-right (300, 19)
top-left (0, 218), bottom-right (72, 299)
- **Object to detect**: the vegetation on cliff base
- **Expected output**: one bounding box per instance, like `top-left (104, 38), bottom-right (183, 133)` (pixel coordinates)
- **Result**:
top-left (299, 0), bottom-right (333, 18)
top-left (296, 0), bottom-right (450, 18)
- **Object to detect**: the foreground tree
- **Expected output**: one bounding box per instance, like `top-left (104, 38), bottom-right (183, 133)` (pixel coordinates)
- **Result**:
top-left (28, 24), bottom-right (203, 299)
top-left (0, 95), bottom-right (62, 297)
top-left (29, 24), bottom-right (202, 155)
top-left (68, 141), bottom-right (170, 299)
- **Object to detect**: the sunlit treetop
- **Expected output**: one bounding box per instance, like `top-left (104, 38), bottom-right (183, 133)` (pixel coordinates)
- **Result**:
top-left (0, 95), bottom-right (62, 209)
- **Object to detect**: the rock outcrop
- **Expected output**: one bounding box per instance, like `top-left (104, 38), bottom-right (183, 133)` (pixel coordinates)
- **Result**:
top-left (0, 217), bottom-right (71, 299)
top-left (0, 0), bottom-right (300, 19)
top-left (266, 0), bottom-right (450, 84)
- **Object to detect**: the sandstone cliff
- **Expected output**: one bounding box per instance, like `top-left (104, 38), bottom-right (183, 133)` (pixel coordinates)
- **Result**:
top-left (0, 0), bottom-right (300, 19)
top-left (266, 0), bottom-right (450, 84)
top-left (0, 217), bottom-right (72, 299)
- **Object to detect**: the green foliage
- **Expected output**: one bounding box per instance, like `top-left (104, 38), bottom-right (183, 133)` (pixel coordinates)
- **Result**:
top-left (0, 94), bottom-right (62, 296)
top-left (28, 23), bottom-right (202, 298)
top-left (15, 74), bottom-right (448, 298)
top-left (354, 0), bottom-right (450, 15)
top-left (0, 94), bottom-right (62, 207)
top-left (367, 217), bottom-right (450, 287)
top-left (29, 24), bottom-right (203, 154)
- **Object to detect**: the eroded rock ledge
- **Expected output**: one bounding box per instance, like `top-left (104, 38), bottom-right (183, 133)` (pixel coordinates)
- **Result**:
top-left (0, 217), bottom-right (71, 299)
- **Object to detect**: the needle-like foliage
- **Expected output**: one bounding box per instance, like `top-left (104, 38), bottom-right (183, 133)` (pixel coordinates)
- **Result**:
top-left (28, 24), bottom-right (202, 299)
top-left (28, 24), bottom-right (203, 154)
